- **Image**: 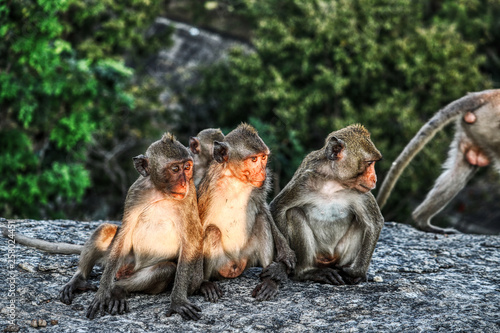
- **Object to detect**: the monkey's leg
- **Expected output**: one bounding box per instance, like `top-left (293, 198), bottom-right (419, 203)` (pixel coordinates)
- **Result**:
top-left (286, 208), bottom-right (345, 285)
top-left (60, 223), bottom-right (118, 304)
top-left (115, 261), bottom-right (177, 294)
top-left (412, 144), bottom-right (477, 234)
top-left (200, 225), bottom-right (224, 303)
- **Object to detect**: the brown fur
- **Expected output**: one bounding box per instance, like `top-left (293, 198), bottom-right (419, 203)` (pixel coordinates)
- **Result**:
top-left (270, 124), bottom-right (384, 285)
top-left (59, 133), bottom-right (204, 320)
top-left (197, 123), bottom-right (296, 302)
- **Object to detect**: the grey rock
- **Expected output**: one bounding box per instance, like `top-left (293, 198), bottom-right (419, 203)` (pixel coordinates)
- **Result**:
top-left (0, 219), bottom-right (499, 332)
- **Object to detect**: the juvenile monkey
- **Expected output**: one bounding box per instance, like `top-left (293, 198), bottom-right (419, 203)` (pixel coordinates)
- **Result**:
top-left (377, 89), bottom-right (500, 233)
top-left (7, 134), bottom-right (204, 320)
top-left (189, 128), bottom-right (225, 187)
top-left (198, 123), bottom-right (296, 302)
top-left (269, 124), bottom-right (384, 285)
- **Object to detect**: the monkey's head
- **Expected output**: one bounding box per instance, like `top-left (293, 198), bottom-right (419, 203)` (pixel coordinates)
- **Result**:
top-left (189, 128), bottom-right (225, 159)
top-left (213, 123), bottom-right (270, 188)
top-left (133, 133), bottom-right (194, 199)
top-left (323, 124), bottom-right (382, 193)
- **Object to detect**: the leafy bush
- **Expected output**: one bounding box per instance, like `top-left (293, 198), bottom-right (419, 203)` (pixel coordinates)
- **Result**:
top-left (188, 0), bottom-right (493, 222)
top-left (0, 0), bottom-right (171, 218)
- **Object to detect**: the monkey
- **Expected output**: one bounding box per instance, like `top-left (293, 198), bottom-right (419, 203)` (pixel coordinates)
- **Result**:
top-left (5, 133), bottom-right (204, 320)
top-left (376, 89), bottom-right (500, 234)
top-left (197, 123), bottom-right (296, 302)
top-left (269, 124), bottom-right (384, 285)
top-left (189, 128), bottom-right (225, 187)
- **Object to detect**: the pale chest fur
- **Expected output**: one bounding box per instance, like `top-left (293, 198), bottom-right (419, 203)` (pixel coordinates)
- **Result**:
top-left (131, 198), bottom-right (181, 267)
top-left (303, 180), bottom-right (357, 254)
top-left (203, 175), bottom-right (254, 253)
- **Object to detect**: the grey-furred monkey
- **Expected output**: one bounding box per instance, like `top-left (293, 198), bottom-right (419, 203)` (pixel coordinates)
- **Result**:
top-left (377, 89), bottom-right (500, 234)
top-left (269, 124), bottom-right (384, 285)
top-left (189, 128), bottom-right (225, 187)
top-left (197, 123), bottom-right (296, 302)
top-left (5, 134), bottom-right (204, 320)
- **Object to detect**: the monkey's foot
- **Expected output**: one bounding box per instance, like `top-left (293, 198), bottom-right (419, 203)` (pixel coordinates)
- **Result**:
top-left (302, 268), bottom-right (346, 285)
top-left (166, 300), bottom-right (201, 321)
top-left (252, 278), bottom-right (278, 301)
top-left (59, 276), bottom-right (97, 305)
top-left (417, 224), bottom-right (461, 234)
top-left (199, 281), bottom-right (223, 303)
top-left (338, 268), bottom-right (365, 285)
top-left (86, 287), bottom-right (129, 319)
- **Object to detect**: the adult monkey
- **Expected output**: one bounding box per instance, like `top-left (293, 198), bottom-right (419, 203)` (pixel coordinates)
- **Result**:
top-left (4, 134), bottom-right (204, 320)
top-left (189, 128), bottom-right (225, 187)
top-left (198, 123), bottom-right (296, 302)
top-left (269, 124), bottom-right (384, 285)
top-left (377, 89), bottom-right (500, 234)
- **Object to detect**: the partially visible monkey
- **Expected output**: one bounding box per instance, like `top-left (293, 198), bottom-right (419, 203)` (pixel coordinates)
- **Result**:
top-left (189, 128), bottom-right (225, 187)
top-left (377, 89), bottom-right (500, 234)
top-left (269, 124), bottom-right (384, 285)
top-left (6, 134), bottom-right (204, 320)
top-left (197, 123), bottom-right (296, 302)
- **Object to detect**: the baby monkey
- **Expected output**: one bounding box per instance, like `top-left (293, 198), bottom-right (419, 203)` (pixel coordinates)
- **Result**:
top-left (270, 124), bottom-right (384, 285)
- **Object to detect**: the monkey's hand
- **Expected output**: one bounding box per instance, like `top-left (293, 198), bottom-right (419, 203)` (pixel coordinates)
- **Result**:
top-left (166, 299), bottom-right (202, 321)
top-left (252, 278), bottom-right (278, 301)
top-left (260, 261), bottom-right (289, 283)
top-left (59, 276), bottom-right (97, 305)
top-left (199, 280), bottom-right (223, 303)
top-left (86, 287), bottom-right (129, 319)
top-left (275, 246), bottom-right (297, 273)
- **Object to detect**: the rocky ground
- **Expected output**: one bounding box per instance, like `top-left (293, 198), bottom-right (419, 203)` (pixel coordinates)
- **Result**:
top-left (0, 218), bottom-right (499, 332)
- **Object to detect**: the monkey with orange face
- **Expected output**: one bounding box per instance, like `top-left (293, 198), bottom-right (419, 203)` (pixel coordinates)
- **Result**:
top-left (197, 124), bottom-right (296, 302)
top-left (270, 124), bottom-right (384, 285)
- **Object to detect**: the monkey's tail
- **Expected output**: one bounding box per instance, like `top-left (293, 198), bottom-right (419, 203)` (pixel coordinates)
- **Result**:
top-left (376, 90), bottom-right (493, 208)
top-left (2, 227), bottom-right (83, 255)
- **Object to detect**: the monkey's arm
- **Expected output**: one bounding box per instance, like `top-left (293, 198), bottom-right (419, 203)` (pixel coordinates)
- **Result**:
top-left (167, 243), bottom-right (203, 320)
top-left (167, 212), bottom-right (204, 321)
top-left (1, 228), bottom-right (83, 254)
top-left (343, 194), bottom-right (384, 280)
top-left (264, 208), bottom-right (296, 272)
top-left (86, 225), bottom-right (132, 319)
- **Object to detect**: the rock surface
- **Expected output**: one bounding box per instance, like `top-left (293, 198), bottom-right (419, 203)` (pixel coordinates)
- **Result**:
top-left (0, 218), bottom-right (499, 332)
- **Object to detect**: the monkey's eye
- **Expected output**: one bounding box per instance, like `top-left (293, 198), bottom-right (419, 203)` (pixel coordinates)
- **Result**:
top-left (262, 155), bottom-right (267, 161)
top-left (251, 157), bottom-right (258, 162)
top-left (171, 166), bottom-right (180, 172)
top-left (366, 161), bottom-right (375, 166)
top-left (184, 164), bottom-right (191, 171)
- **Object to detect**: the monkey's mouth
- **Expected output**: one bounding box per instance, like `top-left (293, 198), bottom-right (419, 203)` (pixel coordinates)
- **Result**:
top-left (170, 191), bottom-right (188, 199)
top-left (356, 184), bottom-right (374, 193)
top-left (250, 180), bottom-right (266, 188)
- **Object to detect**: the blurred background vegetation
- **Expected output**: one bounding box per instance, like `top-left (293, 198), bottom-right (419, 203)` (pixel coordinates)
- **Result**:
top-left (1, 0), bottom-right (499, 232)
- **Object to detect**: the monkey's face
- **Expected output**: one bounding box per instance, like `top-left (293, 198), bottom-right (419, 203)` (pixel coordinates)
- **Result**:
top-left (351, 161), bottom-right (378, 193)
top-left (160, 160), bottom-right (194, 199)
top-left (231, 154), bottom-right (268, 188)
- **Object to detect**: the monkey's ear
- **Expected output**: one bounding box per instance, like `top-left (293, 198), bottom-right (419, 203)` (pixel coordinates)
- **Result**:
top-left (133, 154), bottom-right (150, 177)
top-left (189, 136), bottom-right (201, 154)
top-left (326, 137), bottom-right (345, 161)
top-left (213, 141), bottom-right (229, 163)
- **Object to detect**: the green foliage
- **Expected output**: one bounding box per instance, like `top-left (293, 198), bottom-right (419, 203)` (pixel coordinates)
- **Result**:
top-left (0, 0), bottom-right (171, 218)
top-left (189, 0), bottom-right (492, 222)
